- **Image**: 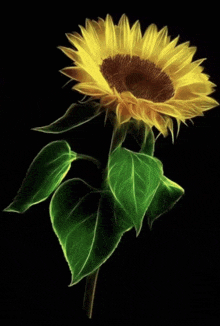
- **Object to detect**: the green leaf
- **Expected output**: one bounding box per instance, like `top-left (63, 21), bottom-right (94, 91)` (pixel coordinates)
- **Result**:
top-left (107, 146), bottom-right (163, 235)
top-left (146, 175), bottom-right (185, 230)
top-left (4, 140), bottom-right (76, 213)
top-left (32, 101), bottom-right (102, 134)
top-left (50, 178), bottom-right (133, 285)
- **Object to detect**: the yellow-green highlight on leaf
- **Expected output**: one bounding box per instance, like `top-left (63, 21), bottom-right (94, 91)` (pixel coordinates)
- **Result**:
top-left (50, 178), bottom-right (133, 286)
top-left (106, 146), bottom-right (163, 236)
top-left (32, 100), bottom-right (102, 134)
top-left (3, 140), bottom-right (77, 213)
top-left (146, 175), bottom-right (185, 230)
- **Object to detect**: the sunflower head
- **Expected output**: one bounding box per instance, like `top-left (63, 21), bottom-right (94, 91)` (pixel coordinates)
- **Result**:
top-left (59, 14), bottom-right (218, 140)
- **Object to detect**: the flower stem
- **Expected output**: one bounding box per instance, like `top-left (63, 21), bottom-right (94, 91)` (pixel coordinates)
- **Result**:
top-left (82, 268), bottom-right (100, 319)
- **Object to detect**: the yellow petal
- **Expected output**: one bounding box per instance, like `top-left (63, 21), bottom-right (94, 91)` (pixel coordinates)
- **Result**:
top-left (157, 36), bottom-right (180, 67)
top-left (100, 94), bottom-right (117, 108)
top-left (147, 106), bottom-right (168, 136)
top-left (161, 42), bottom-right (191, 72)
top-left (173, 58), bottom-right (206, 80)
top-left (58, 46), bottom-right (82, 64)
top-left (118, 14), bottom-right (131, 53)
top-left (168, 96), bottom-right (219, 119)
top-left (164, 45), bottom-right (197, 76)
top-left (116, 102), bottom-right (132, 124)
top-left (165, 117), bottom-right (174, 142)
top-left (141, 24), bottom-right (158, 59)
top-left (174, 81), bottom-right (215, 100)
top-left (72, 44), bottom-right (110, 91)
top-left (176, 69), bottom-right (209, 89)
top-left (130, 20), bottom-right (142, 56)
top-left (105, 14), bottom-right (117, 56)
top-left (151, 26), bottom-right (170, 62)
top-left (79, 23), bottom-right (102, 63)
top-left (121, 91), bottom-right (138, 104)
top-left (73, 82), bottom-right (109, 96)
top-left (145, 101), bottom-right (181, 118)
top-left (60, 66), bottom-right (94, 82)
top-left (65, 32), bottom-right (85, 50)
top-left (157, 26), bottom-right (170, 48)
top-left (88, 18), bottom-right (106, 47)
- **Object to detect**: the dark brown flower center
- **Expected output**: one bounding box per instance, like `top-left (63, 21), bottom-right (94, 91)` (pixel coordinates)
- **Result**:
top-left (100, 54), bottom-right (174, 102)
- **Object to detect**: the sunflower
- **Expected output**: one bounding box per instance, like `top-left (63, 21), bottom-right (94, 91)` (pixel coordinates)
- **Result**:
top-left (59, 14), bottom-right (218, 139)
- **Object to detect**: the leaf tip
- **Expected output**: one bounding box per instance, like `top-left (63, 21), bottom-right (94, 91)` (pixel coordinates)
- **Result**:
top-left (68, 280), bottom-right (74, 287)
top-left (148, 218), bottom-right (154, 231)
top-left (31, 127), bottom-right (44, 133)
top-left (135, 223), bottom-right (142, 237)
top-left (3, 207), bottom-right (12, 213)
top-left (31, 126), bottom-right (55, 134)
top-left (3, 203), bottom-right (22, 214)
top-left (68, 272), bottom-right (78, 287)
top-left (3, 197), bottom-right (32, 214)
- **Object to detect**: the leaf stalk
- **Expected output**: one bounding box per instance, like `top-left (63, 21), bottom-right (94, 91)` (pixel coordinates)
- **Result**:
top-left (82, 268), bottom-right (100, 319)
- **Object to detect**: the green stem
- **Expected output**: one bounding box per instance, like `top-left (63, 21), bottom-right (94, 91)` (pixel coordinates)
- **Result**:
top-left (83, 268), bottom-right (100, 319)
top-left (77, 153), bottom-right (101, 169)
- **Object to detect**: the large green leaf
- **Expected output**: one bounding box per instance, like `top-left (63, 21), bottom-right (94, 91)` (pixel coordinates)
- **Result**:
top-left (107, 146), bottom-right (163, 235)
top-left (50, 178), bottom-right (133, 285)
top-left (4, 140), bottom-right (76, 213)
top-left (32, 101), bottom-right (102, 134)
top-left (146, 175), bottom-right (185, 229)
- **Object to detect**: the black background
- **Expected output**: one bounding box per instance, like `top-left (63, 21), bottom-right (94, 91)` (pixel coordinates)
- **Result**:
top-left (1, 3), bottom-right (220, 325)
